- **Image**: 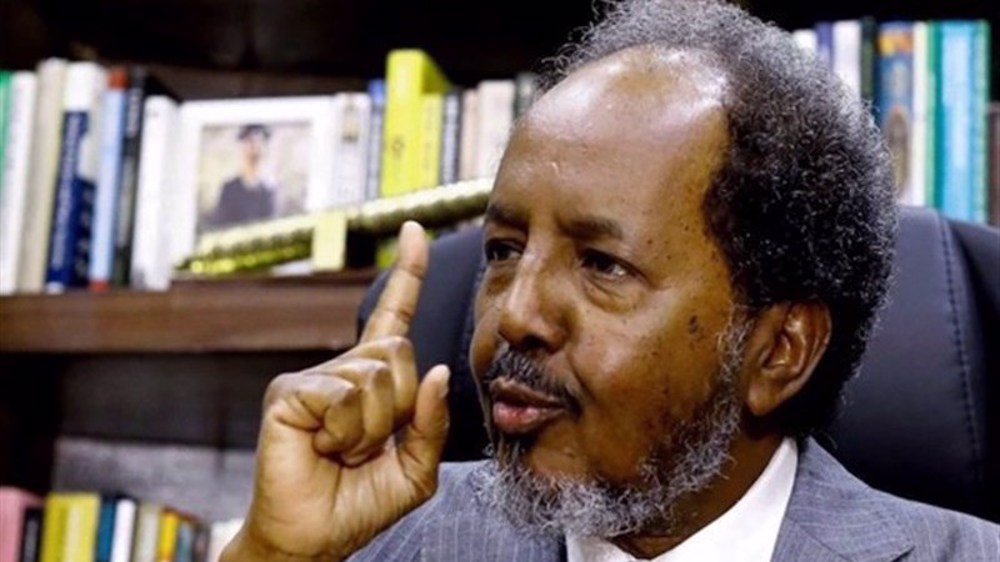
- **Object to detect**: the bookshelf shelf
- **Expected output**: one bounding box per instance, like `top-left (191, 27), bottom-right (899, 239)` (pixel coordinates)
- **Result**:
top-left (0, 271), bottom-right (376, 353)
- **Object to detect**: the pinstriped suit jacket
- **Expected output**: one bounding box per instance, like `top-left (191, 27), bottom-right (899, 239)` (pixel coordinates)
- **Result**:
top-left (349, 439), bottom-right (999, 561)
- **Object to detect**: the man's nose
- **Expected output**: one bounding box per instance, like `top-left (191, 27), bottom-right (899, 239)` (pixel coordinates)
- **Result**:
top-left (497, 255), bottom-right (566, 353)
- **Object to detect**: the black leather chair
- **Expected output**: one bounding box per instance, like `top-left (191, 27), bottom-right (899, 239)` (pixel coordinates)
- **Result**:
top-left (357, 206), bottom-right (1000, 523)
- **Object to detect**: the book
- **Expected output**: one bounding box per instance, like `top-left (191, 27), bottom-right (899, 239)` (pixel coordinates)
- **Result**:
top-left (877, 22), bottom-right (918, 204)
top-left (925, 22), bottom-right (941, 210)
top-left (969, 21), bottom-right (990, 223)
top-left (155, 509), bottom-right (179, 562)
top-left (18, 507), bottom-right (43, 562)
top-left (39, 493), bottom-right (100, 562)
top-left (365, 80), bottom-right (386, 201)
top-left (109, 498), bottom-right (137, 562)
top-left (0, 71), bottom-right (11, 197)
top-left (417, 93), bottom-right (444, 191)
top-left (792, 29), bottom-right (818, 55)
top-left (911, 22), bottom-right (930, 207)
top-left (130, 503), bottom-right (162, 562)
top-left (112, 67), bottom-right (158, 287)
top-left (88, 68), bottom-right (128, 291)
top-left (458, 89), bottom-right (479, 181)
top-left (380, 49), bottom-right (450, 197)
top-left (45, 61), bottom-right (107, 292)
top-left (989, 103), bottom-right (999, 227)
top-left (0, 72), bottom-right (38, 295)
top-left (439, 88), bottom-right (462, 186)
top-left (832, 20), bottom-right (862, 96)
top-left (0, 487), bottom-right (42, 562)
top-left (205, 520), bottom-right (242, 562)
top-left (474, 80), bottom-right (515, 178)
top-left (860, 17), bottom-right (878, 105)
top-left (936, 21), bottom-right (988, 222)
top-left (328, 93), bottom-right (371, 208)
top-left (815, 22), bottom-right (834, 69)
top-left (16, 58), bottom-right (68, 293)
top-left (130, 96), bottom-right (179, 290)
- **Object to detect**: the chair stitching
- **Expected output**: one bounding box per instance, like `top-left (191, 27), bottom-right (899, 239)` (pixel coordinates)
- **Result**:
top-left (938, 213), bottom-right (984, 487)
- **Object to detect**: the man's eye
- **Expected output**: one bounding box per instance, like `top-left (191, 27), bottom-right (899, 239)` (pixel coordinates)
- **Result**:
top-left (484, 240), bottom-right (522, 263)
top-left (581, 250), bottom-right (629, 279)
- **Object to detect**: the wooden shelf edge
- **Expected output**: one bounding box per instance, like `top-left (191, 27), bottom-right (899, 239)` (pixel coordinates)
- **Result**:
top-left (0, 273), bottom-right (377, 354)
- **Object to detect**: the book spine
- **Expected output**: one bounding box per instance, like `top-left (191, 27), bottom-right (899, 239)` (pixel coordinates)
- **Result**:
top-left (63, 494), bottom-right (99, 562)
top-left (926, 22), bottom-right (940, 209)
top-left (18, 507), bottom-right (43, 562)
top-left (937, 22), bottom-right (976, 221)
top-left (130, 96), bottom-right (178, 291)
top-left (45, 62), bottom-right (106, 292)
top-left (89, 69), bottom-right (128, 291)
top-left (0, 72), bottom-right (38, 295)
top-left (989, 103), bottom-right (1000, 227)
top-left (833, 20), bottom-right (862, 96)
top-left (970, 21), bottom-right (990, 223)
top-left (474, 80), bottom-right (515, 178)
top-left (439, 88), bottom-right (462, 186)
top-left (417, 93), bottom-right (443, 190)
top-left (155, 510), bottom-right (178, 562)
top-left (815, 22), bottom-right (834, 69)
top-left (112, 67), bottom-right (150, 286)
top-left (911, 22), bottom-right (929, 208)
top-left (132, 503), bottom-right (162, 562)
top-left (331, 93), bottom-right (371, 207)
top-left (16, 58), bottom-right (68, 293)
top-left (39, 495), bottom-right (67, 562)
top-left (876, 22), bottom-right (916, 204)
top-left (94, 497), bottom-right (118, 562)
top-left (380, 50), bottom-right (449, 197)
top-left (0, 488), bottom-right (42, 562)
top-left (860, 17), bottom-right (878, 105)
top-left (458, 90), bottom-right (479, 181)
top-left (513, 72), bottom-right (538, 118)
top-left (792, 29), bottom-right (818, 55)
top-left (0, 71), bottom-right (11, 196)
top-left (108, 499), bottom-right (136, 562)
top-left (364, 80), bottom-right (385, 201)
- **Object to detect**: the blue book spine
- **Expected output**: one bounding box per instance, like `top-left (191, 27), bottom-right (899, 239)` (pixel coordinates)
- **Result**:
top-left (970, 21), bottom-right (990, 223)
top-left (365, 79), bottom-right (386, 201)
top-left (937, 22), bottom-right (977, 221)
top-left (815, 22), bottom-right (834, 70)
top-left (876, 22), bottom-right (915, 201)
top-left (45, 111), bottom-right (97, 291)
top-left (94, 497), bottom-right (118, 562)
top-left (89, 84), bottom-right (127, 289)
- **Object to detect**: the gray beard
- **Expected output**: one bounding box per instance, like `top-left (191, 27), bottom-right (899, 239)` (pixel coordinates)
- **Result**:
top-left (472, 318), bottom-right (749, 539)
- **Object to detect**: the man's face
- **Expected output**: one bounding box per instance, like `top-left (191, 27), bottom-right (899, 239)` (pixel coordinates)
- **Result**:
top-left (242, 130), bottom-right (268, 163)
top-left (469, 50), bottom-right (740, 532)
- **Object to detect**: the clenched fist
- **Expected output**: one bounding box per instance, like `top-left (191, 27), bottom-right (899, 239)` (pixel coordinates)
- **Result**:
top-left (222, 222), bottom-right (451, 562)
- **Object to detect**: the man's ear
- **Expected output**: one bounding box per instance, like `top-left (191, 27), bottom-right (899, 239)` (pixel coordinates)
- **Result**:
top-left (741, 302), bottom-right (831, 418)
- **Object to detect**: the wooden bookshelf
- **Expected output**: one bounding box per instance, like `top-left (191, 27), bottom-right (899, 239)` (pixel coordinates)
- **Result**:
top-left (0, 270), bottom-right (376, 354)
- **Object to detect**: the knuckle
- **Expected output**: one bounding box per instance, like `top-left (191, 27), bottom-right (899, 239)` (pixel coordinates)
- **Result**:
top-left (263, 372), bottom-right (299, 407)
top-left (383, 335), bottom-right (414, 356)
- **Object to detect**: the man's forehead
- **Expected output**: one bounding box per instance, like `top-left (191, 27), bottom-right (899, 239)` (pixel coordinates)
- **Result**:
top-left (524, 46), bottom-right (729, 136)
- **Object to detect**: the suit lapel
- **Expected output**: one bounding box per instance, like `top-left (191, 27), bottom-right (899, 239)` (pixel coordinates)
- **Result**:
top-left (772, 439), bottom-right (914, 562)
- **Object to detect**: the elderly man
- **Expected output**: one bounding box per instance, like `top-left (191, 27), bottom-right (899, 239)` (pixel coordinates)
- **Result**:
top-left (223, 1), bottom-right (999, 560)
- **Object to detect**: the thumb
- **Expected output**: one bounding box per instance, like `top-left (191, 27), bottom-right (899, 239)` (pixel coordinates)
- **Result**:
top-left (397, 365), bottom-right (451, 491)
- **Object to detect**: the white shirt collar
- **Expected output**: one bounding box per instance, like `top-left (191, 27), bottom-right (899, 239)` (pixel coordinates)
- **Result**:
top-left (566, 438), bottom-right (798, 562)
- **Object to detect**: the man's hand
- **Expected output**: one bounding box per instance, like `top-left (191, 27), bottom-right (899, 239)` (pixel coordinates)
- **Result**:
top-left (222, 221), bottom-right (451, 562)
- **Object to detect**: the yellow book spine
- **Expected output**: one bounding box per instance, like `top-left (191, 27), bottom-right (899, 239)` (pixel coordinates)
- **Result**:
top-left (417, 93), bottom-right (444, 190)
top-left (155, 510), bottom-right (179, 562)
top-left (39, 495), bottom-right (67, 562)
top-left (63, 494), bottom-right (100, 562)
top-left (381, 49), bottom-right (449, 197)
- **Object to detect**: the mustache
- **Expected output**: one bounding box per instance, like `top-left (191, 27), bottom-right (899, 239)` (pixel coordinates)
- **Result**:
top-left (482, 348), bottom-right (579, 412)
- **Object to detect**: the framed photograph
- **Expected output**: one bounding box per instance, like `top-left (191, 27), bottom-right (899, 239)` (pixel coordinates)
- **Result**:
top-left (172, 96), bottom-right (352, 266)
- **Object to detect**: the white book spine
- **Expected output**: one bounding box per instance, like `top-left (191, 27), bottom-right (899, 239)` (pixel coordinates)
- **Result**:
top-left (16, 58), bottom-right (67, 292)
top-left (833, 20), bottom-right (862, 96)
top-left (474, 80), bottom-right (515, 178)
top-left (89, 79), bottom-right (127, 288)
top-left (910, 22), bottom-right (929, 207)
top-left (458, 90), bottom-right (479, 181)
top-left (0, 72), bottom-right (38, 294)
top-left (130, 96), bottom-right (178, 291)
top-left (330, 93), bottom-right (371, 207)
top-left (206, 519), bottom-right (243, 562)
top-left (109, 498), bottom-right (137, 562)
top-left (793, 29), bottom-right (818, 55)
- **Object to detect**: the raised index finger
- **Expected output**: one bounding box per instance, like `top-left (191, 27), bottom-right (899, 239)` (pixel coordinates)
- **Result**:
top-left (360, 221), bottom-right (429, 343)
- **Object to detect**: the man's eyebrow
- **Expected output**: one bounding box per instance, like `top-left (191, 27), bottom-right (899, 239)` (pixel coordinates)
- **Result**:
top-left (484, 202), bottom-right (529, 229)
top-left (562, 215), bottom-right (625, 242)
